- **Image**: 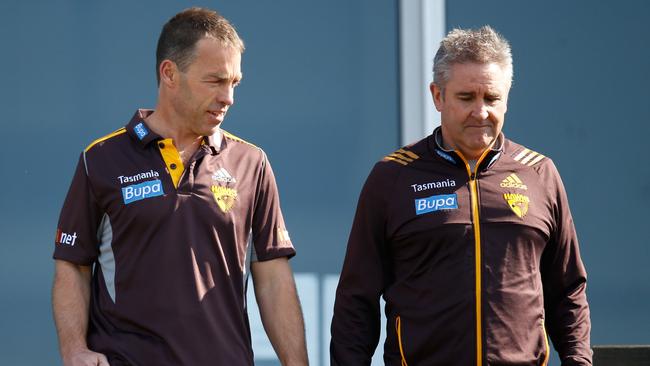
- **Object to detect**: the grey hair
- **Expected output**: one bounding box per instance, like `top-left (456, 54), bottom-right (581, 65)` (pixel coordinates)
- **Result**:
top-left (433, 26), bottom-right (513, 89)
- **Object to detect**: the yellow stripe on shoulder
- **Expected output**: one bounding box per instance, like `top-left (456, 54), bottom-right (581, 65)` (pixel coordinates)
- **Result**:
top-left (84, 128), bottom-right (127, 152)
top-left (384, 156), bottom-right (408, 165)
top-left (383, 147), bottom-right (420, 166)
top-left (222, 130), bottom-right (258, 148)
top-left (513, 147), bottom-right (546, 167)
top-left (397, 148), bottom-right (419, 159)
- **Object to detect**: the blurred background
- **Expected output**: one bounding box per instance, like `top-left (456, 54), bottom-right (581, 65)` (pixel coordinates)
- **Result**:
top-left (0, 0), bottom-right (648, 364)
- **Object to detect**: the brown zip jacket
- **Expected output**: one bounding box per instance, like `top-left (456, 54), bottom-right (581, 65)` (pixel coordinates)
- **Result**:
top-left (331, 128), bottom-right (591, 365)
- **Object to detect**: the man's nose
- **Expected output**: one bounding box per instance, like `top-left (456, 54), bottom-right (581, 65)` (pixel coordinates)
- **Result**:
top-left (471, 101), bottom-right (489, 120)
top-left (218, 85), bottom-right (235, 106)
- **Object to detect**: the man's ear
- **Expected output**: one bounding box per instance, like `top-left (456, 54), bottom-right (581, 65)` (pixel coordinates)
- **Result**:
top-left (159, 60), bottom-right (178, 87)
top-left (430, 82), bottom-right (444, 112)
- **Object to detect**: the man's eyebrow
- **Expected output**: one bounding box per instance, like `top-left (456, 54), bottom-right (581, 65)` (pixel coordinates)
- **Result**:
top-left (204, 72), bottom-right (227, 79)
top-left (204, 72), bottom-right (243, 80)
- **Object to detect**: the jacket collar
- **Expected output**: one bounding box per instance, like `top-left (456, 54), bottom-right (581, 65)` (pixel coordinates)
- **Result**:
top-left (429, 126), bottom-right (504, 172)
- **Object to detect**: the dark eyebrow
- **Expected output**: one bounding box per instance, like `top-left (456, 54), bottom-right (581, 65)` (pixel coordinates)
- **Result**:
top-left (204, 73), bottom-right (243, 81)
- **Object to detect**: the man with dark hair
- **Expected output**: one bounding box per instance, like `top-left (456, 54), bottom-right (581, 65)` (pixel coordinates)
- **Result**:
top-left (52, 8), bottom-right (308, 366)
top-left (331, 26), bottom-right (592, 365)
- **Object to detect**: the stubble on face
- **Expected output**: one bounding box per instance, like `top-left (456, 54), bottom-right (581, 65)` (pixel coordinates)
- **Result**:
top-left (172, 38), bottom-right (242, 139)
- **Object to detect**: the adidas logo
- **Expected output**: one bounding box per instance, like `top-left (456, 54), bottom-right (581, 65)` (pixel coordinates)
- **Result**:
top-left (384, 148), bottom-right (420, 166)
top-left (212, 168), bottom-right (236, 184)
top-left (500, 173), bottom-right (527, 190)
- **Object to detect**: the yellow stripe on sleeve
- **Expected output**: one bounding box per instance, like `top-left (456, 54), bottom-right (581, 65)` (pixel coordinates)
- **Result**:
top-left (390, 153), bottom-right (414, 163)
top-left (84, 128), bottom-right (127, 152)
top-left (527, 154), bottom-right (546, 166)
top-left (222, 130), bottom-right (258, 148)
top-left (397, 149), bottom-right (419, 159)
top-left (520, 151), bottom-right (539, 165)
top-left (384, 156), bottom-right (408, 166)
top-left (514, 148), bottom-right (530, 161)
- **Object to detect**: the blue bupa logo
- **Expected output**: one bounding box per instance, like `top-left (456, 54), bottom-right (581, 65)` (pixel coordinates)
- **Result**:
top-left (435, 150), bottom-right (456, 164)
top-left (415, 193), bottom-right (458, 215)
top-left (122, 179), bottom-right (164, 204)
top-left (134, 122), bottom-right (149, 140)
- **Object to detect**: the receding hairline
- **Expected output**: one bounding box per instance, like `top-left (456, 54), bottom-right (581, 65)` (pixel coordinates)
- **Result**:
top-left (155, 7), bottom-right (245, 84)
top-left (200, 33), bottom-right (244, 50)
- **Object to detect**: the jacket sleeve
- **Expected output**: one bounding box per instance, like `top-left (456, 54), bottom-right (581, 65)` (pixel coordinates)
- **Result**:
top-left (330, 164), bottom-right (391, 365)
top-left (540, 160), bottom-right (592, 365)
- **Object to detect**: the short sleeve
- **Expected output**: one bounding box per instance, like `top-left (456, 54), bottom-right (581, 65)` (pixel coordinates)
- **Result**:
top-left (53, 153), bottom-right (103, 265)
top-left (250, 151), bottom-right (295, 261)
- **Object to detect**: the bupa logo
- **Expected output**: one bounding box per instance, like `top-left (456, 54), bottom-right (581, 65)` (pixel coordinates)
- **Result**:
top-left (56, 229), bottom-right (78, 246)
top-left (415, 193), bottom-right (458, 215)
top-left (134, 122), bottom-right (149, 140)
top-left (122, 179), bottom-right (164, 204)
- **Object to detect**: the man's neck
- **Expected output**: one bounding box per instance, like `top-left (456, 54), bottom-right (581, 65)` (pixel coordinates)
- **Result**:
top-left (144, 108), bottom-right (203, 152)
top-left (144, 108), bottom-right (205, 166)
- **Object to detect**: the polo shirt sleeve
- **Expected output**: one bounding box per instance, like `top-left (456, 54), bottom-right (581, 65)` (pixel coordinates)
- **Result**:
top-left (250, 151), bottom-right (295, 261)
top-left (53, 153), bottom-right (102, 265)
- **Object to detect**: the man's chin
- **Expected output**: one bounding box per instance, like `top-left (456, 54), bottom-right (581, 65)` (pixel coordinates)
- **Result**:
top-left (468, 133), bottom-right (496, 147)
top-left (199, 123), bottom-right (222, 137)
top-left (468, 140), bottom-right (496, 155)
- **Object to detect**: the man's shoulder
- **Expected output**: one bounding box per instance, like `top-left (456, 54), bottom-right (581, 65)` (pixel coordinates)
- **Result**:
top-left (364, 138), bottom-right (432, 190)
top-left (503, 138), bottom-right (554, 171)
top-left (222, 130), bottom-right (262, 152)
top-left (220, 130), bottom-right (269, 167)
top-left (83, 127), bottom-right (129, 155)
top-left (377, 135), bottom-right (430, 169)
top-left (501, 138), bottom-right (568, 189)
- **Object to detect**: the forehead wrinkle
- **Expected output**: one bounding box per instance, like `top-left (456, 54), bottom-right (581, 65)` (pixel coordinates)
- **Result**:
top-left (207, 72), bottom-right (242, 81)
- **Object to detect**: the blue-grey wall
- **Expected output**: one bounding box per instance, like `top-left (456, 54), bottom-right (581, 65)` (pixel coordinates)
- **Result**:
top-left (1, 0), bottom-right (649, 365)
top-left (0, 0), bottom-right (398, 364)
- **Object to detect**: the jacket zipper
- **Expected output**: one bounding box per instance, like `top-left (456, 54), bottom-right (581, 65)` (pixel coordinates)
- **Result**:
top-left (457, 150), bottom-right (491, 366)
top-left (395, 316), bottom-right (409, 366)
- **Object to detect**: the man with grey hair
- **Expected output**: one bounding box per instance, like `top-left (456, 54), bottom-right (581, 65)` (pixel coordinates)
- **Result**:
top-left (331, 26), bottom-right (591, 365)
top-left (52, 7), bottom-right (308, 366)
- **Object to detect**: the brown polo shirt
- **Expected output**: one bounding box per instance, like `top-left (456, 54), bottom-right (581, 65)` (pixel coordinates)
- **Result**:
top-left (54, 109), bottom-right (295, 365)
